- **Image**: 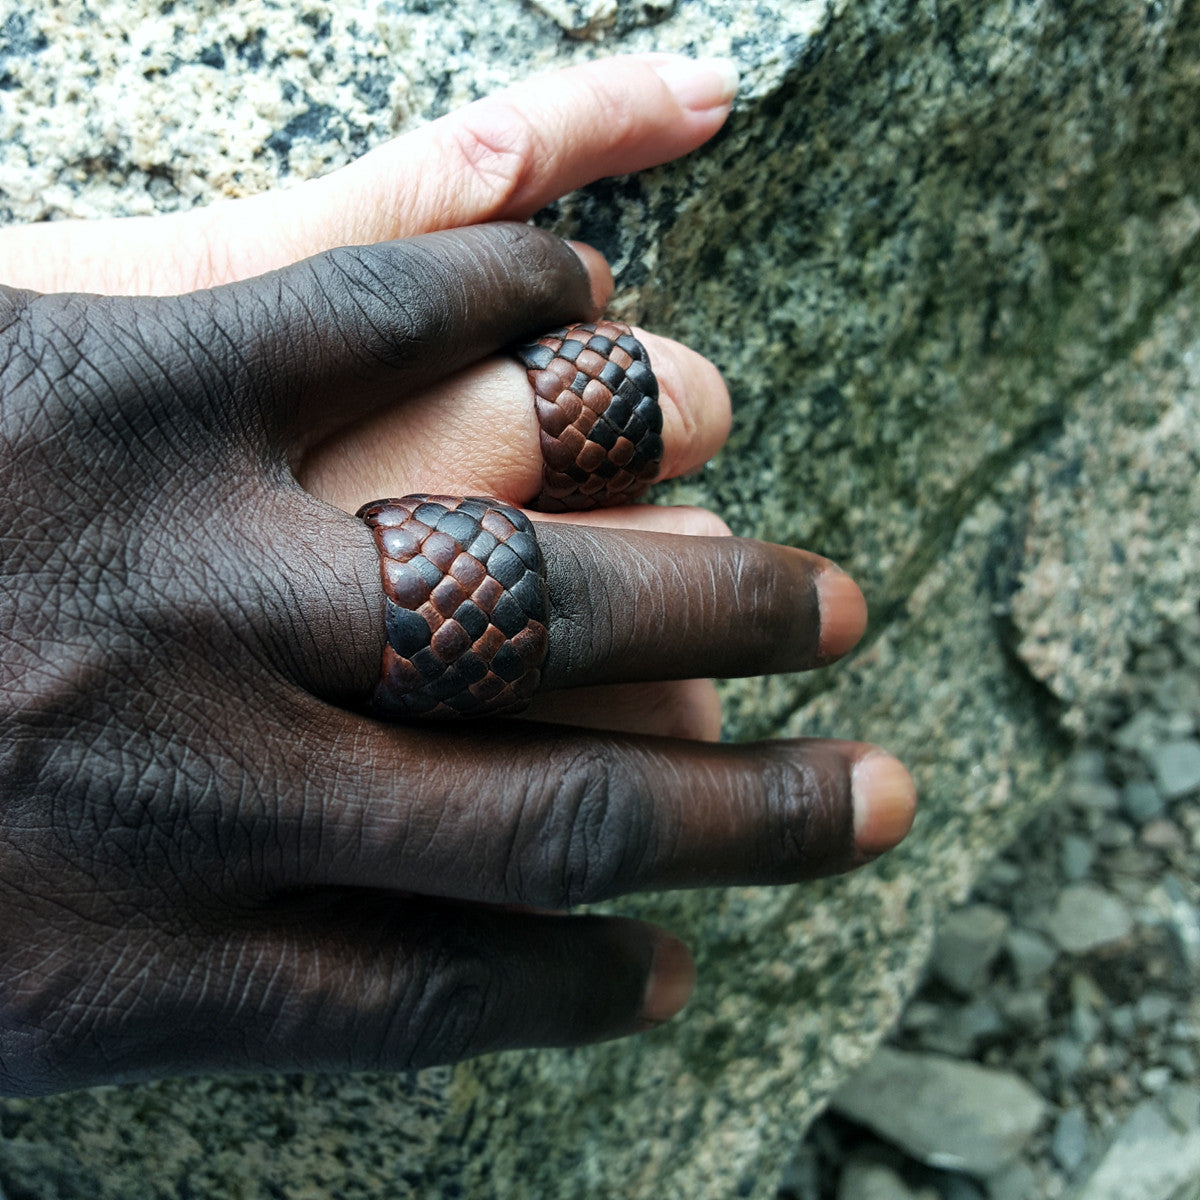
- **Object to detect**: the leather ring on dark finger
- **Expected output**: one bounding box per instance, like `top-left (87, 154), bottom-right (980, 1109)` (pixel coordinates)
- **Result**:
top-left (512, 319), bottom-right (664, 512)
top-left (358, 495), bottom-right (549, 719)
top-left (356, 493), bottom-right (862, 723)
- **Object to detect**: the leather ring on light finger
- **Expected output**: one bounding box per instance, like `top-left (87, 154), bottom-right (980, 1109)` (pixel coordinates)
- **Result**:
top-left (352, 492), bottom-right (866, 722)
top-left (513, 319), bottom-right (663, 512)
top-left (295, 324), bottom-right (730, 517)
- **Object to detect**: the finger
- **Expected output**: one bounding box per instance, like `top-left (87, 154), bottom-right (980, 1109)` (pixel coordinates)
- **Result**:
top-left (279, 500), bottom-right (866, 707)
top-left (189, 224), bottom-right (597, 450)
top-left (535, 505), bottom-right (733, 537)
top-left (271, 715), bottom-right (916, 908)
top-left (536, 525), bottom-right (867, 685)
top-left (522, 507), bottom-right (730, 740)
top-left (523, 678), bottom-right (724, 741)
top-left (54, 899), bottom-right (695, 1087)
top-left (0, 55), bottom-right (736, 295)
top-left (297, 329), bottom-right (732, 513)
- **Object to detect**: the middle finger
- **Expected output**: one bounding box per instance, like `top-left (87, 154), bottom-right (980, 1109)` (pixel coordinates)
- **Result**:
top-left (271, 491), bottom-right (866, 710)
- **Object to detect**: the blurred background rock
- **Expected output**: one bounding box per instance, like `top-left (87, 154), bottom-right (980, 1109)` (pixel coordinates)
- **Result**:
top-left (0, 0), bottom-right (1196, 1196)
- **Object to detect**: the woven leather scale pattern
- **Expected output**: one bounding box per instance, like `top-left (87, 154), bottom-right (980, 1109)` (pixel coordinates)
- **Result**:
top-left (513, 319), bottom-right (664, 512)
top-left (357, 495), bottom-right (549, 719)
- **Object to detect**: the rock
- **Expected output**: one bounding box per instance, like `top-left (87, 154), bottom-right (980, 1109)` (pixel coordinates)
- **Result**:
top-left (984, 1162), bottom-right (1036, 1200)
top-left (1141, 819), bottom-right (1186, 852)
top-left (830, 1049), bottom-right (1046, 1178)
top-left (1076, 1102), bottom-right (1200, 1200)
top-left (1150, 740), bottom-right (1200, 800)
top-left (920, 1000), bottom-right (1006, 1056)
top-left (1005, 928), bottom-right (1059, 987)
top-left (998, 990), bottom-right (1050, 1034)
top-left (1136, 993), bottom-right (1175, 1027)
top-left (1162, 874), bottom-right (1200, 972)
top-left (1165, 1047), bottom-right (1199, 1078)
top-left (1050, 1108), bottom-right (1091, 1175)
top-left (931, 905), bottom-right (1011, 995)
top-left (1067, 749), bottom-right (1108, 782)
top-left (837, 1159), bottom-right (915, 1200)
top-left (1093, 819), bottom-right (1134, 850)
top-left (1164, 1084), bottom-right (1200, 1131)
top-left (1065, 779), bottom-right (1121, 813)
top-left (932, 1175), bottom-right (987, 1200)
top-left (902, 1000), bottom-right (945, 1033)
top-left (1045, 884), bottom-right (1134, 953)
top-left (1107, 1004), bottom-right (1137, 1038)
top-left (1141, 1067), bottom-right (1173, 1094)
top-left (1, 0), bottom-right (1198, 1195)
top-left (1122, 780), bottom-right (1166, 824)
top-left (1050, 1037), bottom-right (1087, 1082)
top-left (1060, 835), bottom-right (1096, 882)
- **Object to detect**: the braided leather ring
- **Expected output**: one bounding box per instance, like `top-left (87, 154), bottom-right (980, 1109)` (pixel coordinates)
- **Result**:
top-left (357, 495), bottom-right (549, 720)
top-left (513, 319), bottom-right (664, 512)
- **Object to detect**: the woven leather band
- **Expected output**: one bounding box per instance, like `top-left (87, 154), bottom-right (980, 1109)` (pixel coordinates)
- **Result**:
top-left (357, 495), bottom-right (549, 719)
top-left (513, 319), bottom-right (664, 512)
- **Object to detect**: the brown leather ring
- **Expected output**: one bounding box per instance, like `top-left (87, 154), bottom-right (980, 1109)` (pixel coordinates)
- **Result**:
top-left (357, 495), bottom-right (549, 719)
top-left (513, 319), bottom-right (664, 512)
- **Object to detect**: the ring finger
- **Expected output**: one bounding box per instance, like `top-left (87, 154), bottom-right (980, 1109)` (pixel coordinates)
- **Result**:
top-left (294, 314), bottom-right (732, 515)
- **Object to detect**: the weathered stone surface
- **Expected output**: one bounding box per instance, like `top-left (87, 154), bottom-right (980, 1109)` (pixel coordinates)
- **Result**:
top-left (1075, 1101), bottom-right (1200, 1200)
top-left (830, 1049), bottom-right (1046, 1177)
top-left (2, 0), bottom-right (1199, 1196)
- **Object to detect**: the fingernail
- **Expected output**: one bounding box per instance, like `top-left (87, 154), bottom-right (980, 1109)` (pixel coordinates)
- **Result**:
top-left (639, 931), bottom-right (697, 1028)
top-left (651, 56), bottom-right (740, 112)
top-left (815, 565), bottom-right (868, 661)
top-left (852, 751), bottom-right (918, 858)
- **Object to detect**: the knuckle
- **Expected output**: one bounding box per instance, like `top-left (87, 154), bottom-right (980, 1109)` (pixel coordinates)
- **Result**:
top-left (525, 750), bottom-right (648, 908)
top-left (308, 243), bottom-right (451, 365)
top-left (394, 944), bottom-right (498, 1068)
top-left (759, 753), bottom-right (848, 873)
top-left (439, 100), bottom-right (542, 214)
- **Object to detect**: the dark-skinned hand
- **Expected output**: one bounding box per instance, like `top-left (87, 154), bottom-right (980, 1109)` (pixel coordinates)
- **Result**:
top-left (0, 59), bottom-right (917, 1100)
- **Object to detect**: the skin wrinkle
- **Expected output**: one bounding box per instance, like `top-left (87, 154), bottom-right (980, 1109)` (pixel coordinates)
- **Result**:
top-left (442, 99), bottom-right (544, 216)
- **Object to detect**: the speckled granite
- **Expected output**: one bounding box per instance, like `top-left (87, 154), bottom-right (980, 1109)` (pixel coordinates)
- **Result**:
top-left (1, 0), bottom-right (1197, 1196)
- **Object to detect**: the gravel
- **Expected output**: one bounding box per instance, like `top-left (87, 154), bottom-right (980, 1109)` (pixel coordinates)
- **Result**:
top-left (1045, 884), bottom-right (1134, 953)
top-left (780, 619), bottom-right (1200, 1200)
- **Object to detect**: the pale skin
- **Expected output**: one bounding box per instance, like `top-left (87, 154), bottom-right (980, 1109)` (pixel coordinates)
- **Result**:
top-left (0, 55), bottom-right (917, 1094)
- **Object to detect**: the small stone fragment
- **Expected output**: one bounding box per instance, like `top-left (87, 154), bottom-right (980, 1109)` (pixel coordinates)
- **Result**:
top-left (1076, 1102), bottom-right (1200, 1200)
top-left (1136, 993), bottom-right (1175, 1027)
top-left (1164, 1084), bottom-right (1200, 1131)
top-left (931, 905), bottom-right (1011, 995)
top-left (831, 1049), bottom-right (1046, 1177)
top-left (1060, 835), bottom-right (1095, 882)
top-left (1065, 778), bottom-right (1121, 812)
top-left (1141, 819), bottom-right (1185, 852)
top-left (1045, 884), bottom-right (1133, 953)
top-left (1050, 1108), bottom-right (1091, 1175)
top-left (985, 1161), bottom-right (1037, 1200)
top-left (1149, 739), bottom-right (1200, 800)
top-left (837, 1158), bottom-right (915, 1200)
top-left (1141, 1067), bottom-right (1172, 1094)
top-left (1121, 779), bottom-right (1166, 824)
top-left (1005, 928), bottom-right (1059, 987)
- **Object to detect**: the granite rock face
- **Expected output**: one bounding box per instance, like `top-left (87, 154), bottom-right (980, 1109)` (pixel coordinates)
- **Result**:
top-left (2, 0), bottom-right (1198, 1197)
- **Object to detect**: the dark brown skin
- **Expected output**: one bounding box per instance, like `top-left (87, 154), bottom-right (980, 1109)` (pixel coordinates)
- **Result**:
top-left (0, 223), bottom-right (900, 1098)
